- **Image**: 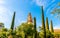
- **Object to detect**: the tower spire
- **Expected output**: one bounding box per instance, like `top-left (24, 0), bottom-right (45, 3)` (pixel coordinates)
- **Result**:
top-left (27, 12), bottom-right (33, 24)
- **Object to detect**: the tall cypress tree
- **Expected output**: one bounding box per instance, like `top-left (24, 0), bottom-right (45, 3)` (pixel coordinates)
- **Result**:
top-left (50, 20), bottom-right (54, 32)
top-left (34, 17), bottom-right (37, 38)
top-left (50, 20), bottom-right (54, 38)
top-left (10, 12), bottom-right (16, 31)
top-left (46, 17), bottom-right (49, 30)
top-left (41, 6), bottom-right (46, 38)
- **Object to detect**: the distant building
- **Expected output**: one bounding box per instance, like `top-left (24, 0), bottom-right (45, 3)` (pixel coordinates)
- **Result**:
top-left (0, 23), bottom-right (4, 29)
top-left (27, 13), bottom-right (33, 24)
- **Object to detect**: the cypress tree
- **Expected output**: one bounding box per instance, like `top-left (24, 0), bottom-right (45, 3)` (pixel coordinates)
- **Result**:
top-left (8, 12), bottom-right (15, 38)
top-left (10, 12), bottom-right (16, 31)
top-left (41, 6), bottom-right (46, 38)
top-left (34, 17), bottom-right (37, 38)
top-left (50, 20), bottom-right (54, 32)
top-left (50, 20), bottom-right (54, 38)
top-left (46, 17), bottom-right (49, 30)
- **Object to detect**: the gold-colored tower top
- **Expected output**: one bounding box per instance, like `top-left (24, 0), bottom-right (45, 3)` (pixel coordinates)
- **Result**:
top-left (27, 13), bottom-right (33, 24)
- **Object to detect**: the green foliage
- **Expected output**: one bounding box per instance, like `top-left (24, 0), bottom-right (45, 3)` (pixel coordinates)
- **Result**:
top-left (58, 2), bottom-right (60, 6)
top-left (17, 23), bottom-right (34, 38)
top-left (0, 28), bottom-right (8, 38)
top-left (46, 29), bottom-right (52, 38)
top-left (39, 27), bottom-right (54, 38)
top-left (51, 3), bottom-right (60, 20)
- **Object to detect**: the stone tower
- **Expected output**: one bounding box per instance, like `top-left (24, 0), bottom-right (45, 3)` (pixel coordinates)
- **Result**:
top-left (27, 13), bottom-right (33, 24)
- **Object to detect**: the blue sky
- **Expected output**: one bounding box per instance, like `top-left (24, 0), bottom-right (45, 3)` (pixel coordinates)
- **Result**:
top-left (0, 0), bottom-right (60, 29)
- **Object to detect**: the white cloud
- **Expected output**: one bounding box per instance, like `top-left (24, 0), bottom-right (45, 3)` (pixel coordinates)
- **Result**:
top-left (32, 0), bottom-right (48, 8)
top-left (0, 0), bottom-right (13, 28)
top-left (0, 6), bottom-right (13, 28)
top-left (0, 0), bottom-right (5, 4)
top-left (0, 6), bottom-right (12, 16)
top-left (36, 0), bottom-right (46, 6)
top-left (32, 0), bottom-right (56, 9)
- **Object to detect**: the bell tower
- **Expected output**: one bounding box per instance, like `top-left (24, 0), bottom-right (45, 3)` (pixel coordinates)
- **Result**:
top-left (27, 13), bottom-right (33, 24)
